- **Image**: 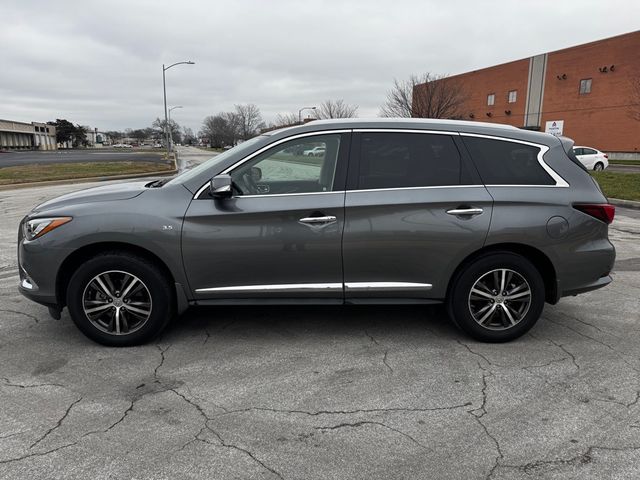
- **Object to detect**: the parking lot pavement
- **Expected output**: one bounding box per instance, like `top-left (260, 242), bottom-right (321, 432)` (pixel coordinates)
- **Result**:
top-left (0, 149), bottom-right (165, 167)
top-left (1, 182), bottom-right (639, 479)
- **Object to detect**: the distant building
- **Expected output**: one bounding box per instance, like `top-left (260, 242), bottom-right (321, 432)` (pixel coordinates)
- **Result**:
top-left (414, 30), bottom-right (640, 156)
top-left (0, 119), bottom-right (57, 150)
top-left (83, 127), bottom-right (110, 147)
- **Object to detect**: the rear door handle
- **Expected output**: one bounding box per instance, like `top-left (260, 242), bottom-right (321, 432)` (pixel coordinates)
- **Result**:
top-left (446, 207), bottom-right (484, 216)
top-left (299, 215), bottom-right (337, 225)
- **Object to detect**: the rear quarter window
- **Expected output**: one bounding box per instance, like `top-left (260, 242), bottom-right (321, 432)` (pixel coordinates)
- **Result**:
top-left (462, 136), bottom-right (555, 186)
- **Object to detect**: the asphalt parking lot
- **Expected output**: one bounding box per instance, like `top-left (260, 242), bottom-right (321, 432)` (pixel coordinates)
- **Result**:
top-left (0, 149), bottom-right (165, 167)
top-left (1, 181), bottom-right (639, 479)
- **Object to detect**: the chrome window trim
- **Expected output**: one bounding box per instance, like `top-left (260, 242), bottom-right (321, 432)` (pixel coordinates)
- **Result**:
top-left (347, 185), bottom-right (484, 194)
top-left (353, 128), bottom-right (459, 135)
top-left (194, 130), bottom-right (351, 199)
top-left (195, 283), bottom-right (342, 293)
top-left (460, 132), bottom-right (569, 187)
top-left (345, 282), bottom-right (432, 291)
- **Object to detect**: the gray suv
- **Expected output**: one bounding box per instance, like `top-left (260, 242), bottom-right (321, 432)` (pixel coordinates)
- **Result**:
top-left (18, 119), bottom-right (615, 346)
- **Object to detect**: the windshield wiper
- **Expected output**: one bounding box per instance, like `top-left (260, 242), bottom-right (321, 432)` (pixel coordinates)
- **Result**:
top-left (146, 178), bottom-right (169, 188)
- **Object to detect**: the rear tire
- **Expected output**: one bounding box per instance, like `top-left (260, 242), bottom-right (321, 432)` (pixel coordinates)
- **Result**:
top-left (447, 252), bottom-right (545, 342)
top-left (594, 162), bottom-right (604, 171)
top-left (66, 252), bottom-right (174, 346)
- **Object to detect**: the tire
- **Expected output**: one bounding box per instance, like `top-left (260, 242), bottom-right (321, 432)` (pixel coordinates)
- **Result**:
top-left (66, 252), bottom-right (174, 346)
top-left (447, 252), bottom-right (545, 342)
top-left (594, 162), bottom-right (604, 171)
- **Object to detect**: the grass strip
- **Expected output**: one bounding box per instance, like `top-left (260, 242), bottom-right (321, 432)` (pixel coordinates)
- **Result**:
top-left (0, 161), bottom-right (173, 185)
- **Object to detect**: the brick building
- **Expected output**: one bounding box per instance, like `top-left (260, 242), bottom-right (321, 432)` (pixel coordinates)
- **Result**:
top-left (414, 30), bottom-right (640, 155)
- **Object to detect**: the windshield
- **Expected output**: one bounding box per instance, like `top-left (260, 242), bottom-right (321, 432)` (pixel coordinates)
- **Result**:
top-left (166, 136), bottom-right (266, 185)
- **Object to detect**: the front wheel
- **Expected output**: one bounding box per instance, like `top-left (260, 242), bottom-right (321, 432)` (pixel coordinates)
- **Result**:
top-left (66, 252), bottom-right (174, 346)
top-left (447, 252), bottom-right (545, 342)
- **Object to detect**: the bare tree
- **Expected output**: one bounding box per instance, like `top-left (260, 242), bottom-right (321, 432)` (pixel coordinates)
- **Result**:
top-left (235, 104), bottom-right (265, 140)
top-left (266, 113), bottom-right (300, 130)
top-left (314, 99), bottom-right (358, 119)
top-left (200, 112), bottom-right (240, 148)
top-left (380, 73), bottom-right (468, 119)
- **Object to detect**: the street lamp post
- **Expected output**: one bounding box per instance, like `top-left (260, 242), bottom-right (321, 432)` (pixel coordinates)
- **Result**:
top-left (298, 106), bottom-right (317, 124)
top-left (168, 105), bottom-right (183, 151)
top-left (162, 61), bottom-right (194, 156)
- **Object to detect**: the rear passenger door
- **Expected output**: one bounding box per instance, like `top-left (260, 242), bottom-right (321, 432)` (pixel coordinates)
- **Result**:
top-left (342, 130), bottom-right (494, 302)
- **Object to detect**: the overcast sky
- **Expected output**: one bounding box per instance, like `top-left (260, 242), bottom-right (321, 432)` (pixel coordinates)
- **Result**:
top-left (2, 0), bottom-right (638, 133)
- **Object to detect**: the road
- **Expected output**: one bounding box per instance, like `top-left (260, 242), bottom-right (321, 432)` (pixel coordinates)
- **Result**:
top-left (608, 163), bottom-right (640, 174)
top-left (0, 180), bottom-right (639, 479)
top-left (0, 149), bottom-right (166, 167)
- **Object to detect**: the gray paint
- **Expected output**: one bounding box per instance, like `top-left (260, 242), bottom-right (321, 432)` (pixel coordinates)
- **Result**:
top-left (18, 118), bottom-right (615, 317)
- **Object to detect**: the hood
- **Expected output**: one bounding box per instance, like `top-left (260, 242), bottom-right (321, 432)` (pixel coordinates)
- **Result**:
top-left (32, 181), bottom-right (149, 213)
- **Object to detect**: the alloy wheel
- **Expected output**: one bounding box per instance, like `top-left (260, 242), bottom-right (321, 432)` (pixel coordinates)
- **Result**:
top-left (82, 270), bottom-right (152, 335)
top-left (468, 268), bottom-right (532, 331)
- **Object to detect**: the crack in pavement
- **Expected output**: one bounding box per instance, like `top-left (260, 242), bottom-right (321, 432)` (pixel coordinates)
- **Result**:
top-left (28, 397), bottom-right (83, 450)
top-left (456, 340), bottom-right (508, 368)
top-left (315, 420), bottom-right (429, 451)
top-left (215, 402), bottom-right (473, 418)
top-left (169, 388), bottom-right (285, 479)
top-left (0, 309), bottom-right (39, 323)
top-left (364, 330), bottom-right (393, 373)
top-left (500, 444), bottom-right (640, 475)
top-left (1, 377), bottom-right (65, 389)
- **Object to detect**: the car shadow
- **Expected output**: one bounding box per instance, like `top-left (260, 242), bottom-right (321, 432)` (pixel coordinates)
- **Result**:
top-left (160, 304), bottom-right (461, 344)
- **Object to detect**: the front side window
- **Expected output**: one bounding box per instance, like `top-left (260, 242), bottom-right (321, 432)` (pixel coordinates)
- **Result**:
top-left (487, 93), bottom-right (495, 106)
top-left (579, 78), bottom-right (592, 94)
top-left (231, 134), bottom-right (341, 195)
top-left (357, 132), bottom-right (462, 189)
top-left (463, 136), bottom-right (555, 186)
top-left (508, 90), bottom-right (517, 103)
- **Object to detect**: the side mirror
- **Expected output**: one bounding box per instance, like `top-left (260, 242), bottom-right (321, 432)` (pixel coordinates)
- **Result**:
top-left (209, 174), bottom-right (233, 198)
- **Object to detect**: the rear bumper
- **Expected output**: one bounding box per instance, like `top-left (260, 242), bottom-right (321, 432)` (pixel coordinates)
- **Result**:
top-left (561, 274), bottom-right (612, 298)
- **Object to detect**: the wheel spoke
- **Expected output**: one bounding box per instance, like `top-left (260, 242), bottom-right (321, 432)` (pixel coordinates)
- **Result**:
top-left (125, 305), bottom-right (151, 316)
top-left (499, 269), bottom-right (507, 293)
top-left (115, 308), bottom-right (121, 334)
top-left (471, 288), bottom-right (494, 299)
top-left (506, 289), bottom-right (531, 300)
top-left (503, 304), bottom-right (518, 325)
top-left (94, 276), bottom-right (114, 298)
top-left (85, 304), bottom-right (113, 315)
top-left (478, 304), bottom-right (497, 324)
top-left (506, 282), bottom-right (527, 296)
top-left (121, 276), bottom-right (139, 300)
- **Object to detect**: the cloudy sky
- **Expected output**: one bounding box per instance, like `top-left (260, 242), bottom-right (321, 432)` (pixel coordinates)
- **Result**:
top-left (2, 0), bottom-right (638, 133)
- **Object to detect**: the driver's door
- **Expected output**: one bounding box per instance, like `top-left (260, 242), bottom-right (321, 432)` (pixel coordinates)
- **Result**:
top-left (181, 132), bottom-right (350, 302)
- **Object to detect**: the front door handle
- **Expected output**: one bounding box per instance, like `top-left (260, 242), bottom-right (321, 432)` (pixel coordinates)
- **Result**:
top-left (446, 207), bottom-right (484, 216)
top-left (299, 215), bottom-right (337, 225)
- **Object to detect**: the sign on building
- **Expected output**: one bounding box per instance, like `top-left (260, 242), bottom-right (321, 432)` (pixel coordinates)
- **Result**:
top-left (545, 120), bottom-right (564, 136)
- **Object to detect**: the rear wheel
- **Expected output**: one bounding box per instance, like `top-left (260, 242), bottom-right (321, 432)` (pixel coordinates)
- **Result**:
top-left (594, 162), bottom-right (604, 171)
top-left (66, 252), bottom-right (174, 346)
top-left (448, 252), bottom-right (545, 342)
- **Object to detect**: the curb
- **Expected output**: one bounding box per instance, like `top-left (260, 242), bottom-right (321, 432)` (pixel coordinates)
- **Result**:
top-left (0, 169), bottom-right (177, 191)
top-left (609, 198), bottom-right (640, 210)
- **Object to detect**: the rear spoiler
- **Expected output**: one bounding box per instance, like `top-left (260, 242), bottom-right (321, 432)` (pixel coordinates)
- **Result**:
top-left (557, 136), bottom-right (588, 172)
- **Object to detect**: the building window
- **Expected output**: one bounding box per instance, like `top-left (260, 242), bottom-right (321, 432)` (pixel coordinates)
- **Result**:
top-left (579, 78), bottom-right (592, 95)
top-left (487, 93), bottom-right (495, 106)
top-left (508, 90), bottom-right (517, 103)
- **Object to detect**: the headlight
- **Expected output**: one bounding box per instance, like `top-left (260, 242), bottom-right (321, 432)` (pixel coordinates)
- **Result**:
top-left (23, 217), bottom-right (72, 240)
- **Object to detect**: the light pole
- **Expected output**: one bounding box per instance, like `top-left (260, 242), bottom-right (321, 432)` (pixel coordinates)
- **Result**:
top-left (162, 61), bottom-right (194, 156)
top-left (298, 106), bottom-right (316, 124)
top-left (168, 105), bottom-right (183, 150)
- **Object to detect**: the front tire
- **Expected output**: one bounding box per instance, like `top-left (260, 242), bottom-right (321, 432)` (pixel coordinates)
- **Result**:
top-left (66, 252), bottom-right (174, 346)
top-left (447, 252), bottom-right (545, 342)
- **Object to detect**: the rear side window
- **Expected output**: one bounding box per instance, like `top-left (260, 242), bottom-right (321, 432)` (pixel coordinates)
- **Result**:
top-left (463, 136), bottom-right (555, 185)
top-left (357, 132), bottom-right (462, 189)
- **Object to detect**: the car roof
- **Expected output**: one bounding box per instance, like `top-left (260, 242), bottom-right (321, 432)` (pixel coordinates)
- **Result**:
top-left (264, 118), bottom-right (562, 147)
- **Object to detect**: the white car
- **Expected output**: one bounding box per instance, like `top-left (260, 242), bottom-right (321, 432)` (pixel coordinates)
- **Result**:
top-left (303, 146), bottom-right (326, 157)
top-left (572, 146), bottom-right (609, 171)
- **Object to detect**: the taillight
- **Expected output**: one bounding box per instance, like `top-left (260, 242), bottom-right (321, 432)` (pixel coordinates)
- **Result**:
top-left (604, 154), bottom-right (608, 159)
top-left (574, 204), bottom-right (615, 224)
